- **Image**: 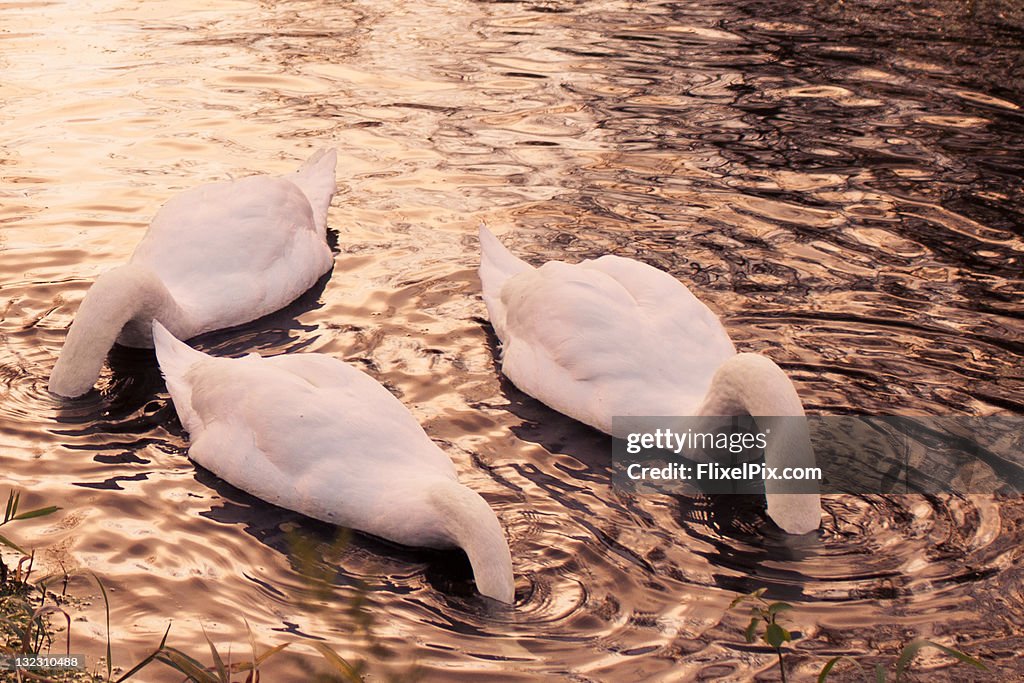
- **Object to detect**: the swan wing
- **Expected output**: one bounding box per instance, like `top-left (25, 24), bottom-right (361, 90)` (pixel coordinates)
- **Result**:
top-left (187, 418), bottom-right (291, 507)
top-left (152, 340), bottom-right (454, 532)
top-left (180, 352), bottom-right (457, 479)
top-left (130, 175), bottom-right (333, 332)
top-left (498, 255), bottom-right (735, 432)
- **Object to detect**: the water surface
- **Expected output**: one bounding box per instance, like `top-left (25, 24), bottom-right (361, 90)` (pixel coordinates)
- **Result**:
top-left (1, 0), bottom-right (1022, 679)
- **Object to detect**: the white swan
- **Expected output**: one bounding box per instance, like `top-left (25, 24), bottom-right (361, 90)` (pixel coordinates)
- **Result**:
top-left (48, 149), bottom-right (339, 398)
top-left (151, 321), bottom-right (515, 604)
top-left (478, 225), bottom-right (821, 534)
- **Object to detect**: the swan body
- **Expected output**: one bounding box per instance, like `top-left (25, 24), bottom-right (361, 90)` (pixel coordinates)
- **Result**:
top-left (152, 321), bottom-right (515, 604)
top-left (48, 149), bottom-right (339, 398)
top-left (478, 225), bottom-right (821, 534)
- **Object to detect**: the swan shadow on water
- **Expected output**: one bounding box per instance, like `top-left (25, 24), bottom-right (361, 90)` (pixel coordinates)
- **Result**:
top-left (675, 495), bottom-right (826, 602)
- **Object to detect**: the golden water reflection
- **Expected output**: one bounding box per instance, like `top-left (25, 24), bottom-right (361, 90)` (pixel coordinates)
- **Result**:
top-left (2, 0), bottom-right (1022, 679)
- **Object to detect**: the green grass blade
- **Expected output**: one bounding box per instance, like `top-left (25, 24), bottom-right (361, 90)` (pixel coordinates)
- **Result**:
top-left (91, 572), bottom-right (113, 681)
top-left (245, 618), bottom-right (258, 681)
top-left (894, 639), bottom-right (986, 679)
top-left (11, 506), bottom-right (60, 522)
top-left (115, 650), bottom-right (162, 682)
top-left (0, 532), bottom-right (27, 555)
top-left (114, 623), bottom-right (172, 682)
top-left (157, 622), bottom-right (172, 649)
top-left (202, 625), bottom-right (228, 683)
top-left (818, 655), bottom-right (859, 682)
top-left (4, 491), bottom-right (19, 524)
top-left (254, 642), bottom-right (290, 667)
top-left (226, 642), bottom-right (291, 676)
top-left (157, 648), bottom-right (219, 683)
top-left (311, 642), bottom-right (362, 682)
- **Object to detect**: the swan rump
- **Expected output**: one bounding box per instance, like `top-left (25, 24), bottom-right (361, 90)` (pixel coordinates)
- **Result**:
top-left (478, 225), bottom-right (822, 534)
top-left (152, 321), bottom-right (515, 604)
top-left (48, 149), bottom-right (339, 398)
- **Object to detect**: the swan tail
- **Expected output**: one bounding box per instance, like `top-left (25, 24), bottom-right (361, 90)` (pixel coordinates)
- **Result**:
top-left (478, 223), bottom-right (533, 323)
top-left (152, 320), bottom-right (206, 379)
top-left (152, 320), bottom-right (207, 433)
top-left (290, 148), bottom-right (338, 235)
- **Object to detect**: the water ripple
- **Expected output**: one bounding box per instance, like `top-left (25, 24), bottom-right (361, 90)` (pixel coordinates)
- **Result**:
top-left (1, 0), bottom-right (1021, 679)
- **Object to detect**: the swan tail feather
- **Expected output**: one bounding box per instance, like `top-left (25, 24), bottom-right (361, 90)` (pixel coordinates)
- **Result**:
top-left (290, 148), bottom-right (338, 235)
top-left (478, 224), bottom-right (533, 326)
top-left (152, 320), bottom-right (207, 434)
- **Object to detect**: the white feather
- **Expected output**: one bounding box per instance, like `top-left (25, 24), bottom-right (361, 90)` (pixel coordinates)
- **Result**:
top-left (152, 321), bottom-right (515, 603)
top-left (49, 149), bottom-right (338, 397)
top-left (477, 226), bottom-right (821, 534)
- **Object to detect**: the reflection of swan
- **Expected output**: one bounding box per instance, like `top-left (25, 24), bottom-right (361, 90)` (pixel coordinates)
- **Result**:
top-left (478, 225), bottom-right (821, 534)
top-left (152, 321), bottom-right (515, 603)
top-left (49, 149), bottom-right (339, 398)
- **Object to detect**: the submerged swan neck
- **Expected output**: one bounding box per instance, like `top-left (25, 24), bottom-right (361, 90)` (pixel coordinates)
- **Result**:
top-left (697, 353), bottom-right (805, 418)
top-left (698, 353), bottom-right (821, 534)
top-left (49, 264), bottom-right (184, 397)
top-left (428, 480), bottom-right (514, 604)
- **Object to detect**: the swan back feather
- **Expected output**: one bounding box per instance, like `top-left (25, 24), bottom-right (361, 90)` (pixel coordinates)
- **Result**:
top-left (49, 149), bottom-right (337, 397)
top-left (478, 230), bottom-right (821, 534)
top-left (130, 174), bottom-right (332, 329)
top-left (153, 321), bottom-right (514, 603)
top-left (480, 226), bottom-right (735, 433)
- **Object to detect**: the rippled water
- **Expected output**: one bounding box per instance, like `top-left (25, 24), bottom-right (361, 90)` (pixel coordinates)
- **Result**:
top-left (2, 0), bottom-right (1023, 680)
